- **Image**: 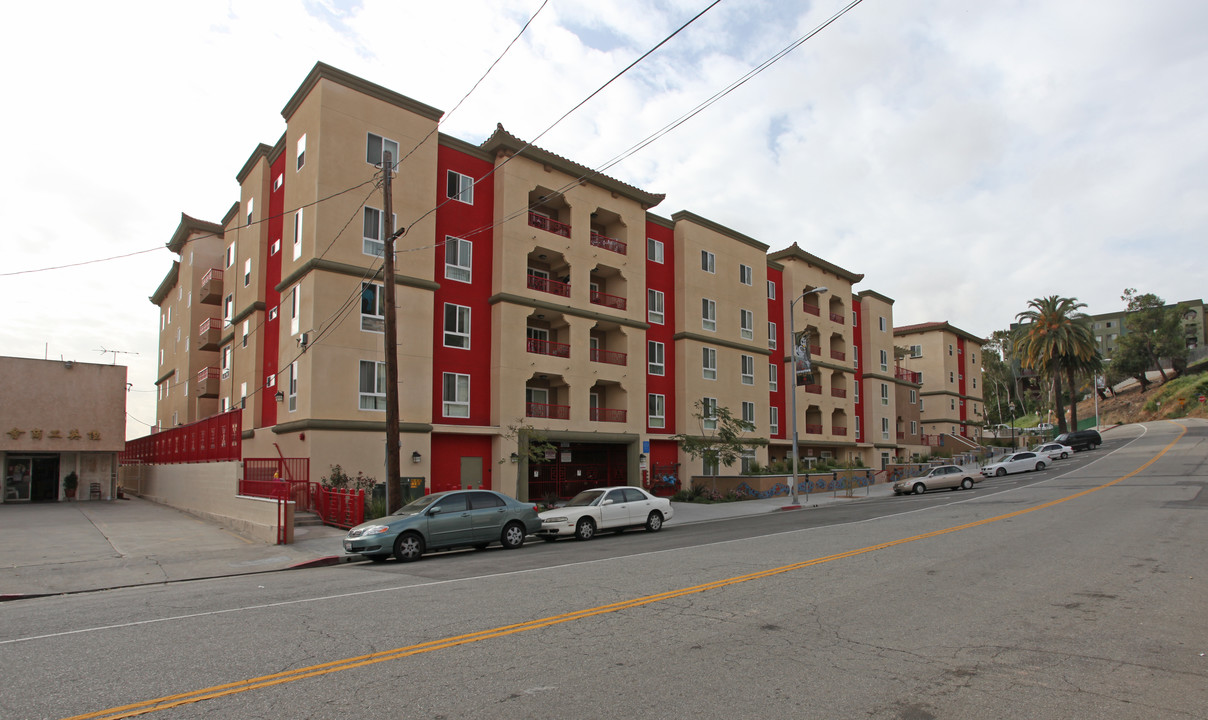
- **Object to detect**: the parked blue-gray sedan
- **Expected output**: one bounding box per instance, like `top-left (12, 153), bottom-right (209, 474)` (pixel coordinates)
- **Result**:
top-left (344, 489), bottom-right (541, 563)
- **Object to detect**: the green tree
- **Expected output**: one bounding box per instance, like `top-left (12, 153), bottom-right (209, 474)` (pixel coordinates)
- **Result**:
top-left (1120, 289), bottom-right (1187, 383)
top-left (1014, 296), bottom-right (1101, 434)
top-left (672, 400), bottom-right (760, 475)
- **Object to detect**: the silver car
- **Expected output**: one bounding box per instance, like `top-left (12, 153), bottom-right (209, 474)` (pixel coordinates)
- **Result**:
top-left (893, 465), bottom-right (980, 495)
top-left (1034, 442), bottom-right (1073, 461)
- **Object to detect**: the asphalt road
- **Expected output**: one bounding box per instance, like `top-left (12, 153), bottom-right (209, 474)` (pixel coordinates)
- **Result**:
top-left (3, 420), bottom-right (1205, 719)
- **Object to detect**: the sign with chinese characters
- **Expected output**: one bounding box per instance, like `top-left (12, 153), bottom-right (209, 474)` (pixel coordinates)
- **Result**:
top-left (5, 427), bottom-right (102, 441)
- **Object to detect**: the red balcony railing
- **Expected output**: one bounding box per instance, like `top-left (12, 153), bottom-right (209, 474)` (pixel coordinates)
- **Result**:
top-left (830, 349), bottom-right (846, 361)
top-left (529, 212), bottom-right (570, 238)
top-left (810, 344), bottom-right (822, 355)
top-left (589, 407), bottom-right (627, 422)
top-left (589, 347), bottom-right (627, 365)
top-left (199, 317), bottom-right (222, 335)
top-left (199, 268), bottom-right (224, 305)
top-left (528, 274), bottom-right (570, 297)
top-left (527, 402), bottom-right (570, 420)
top-left (590, 289), bottom-right (627, 310)
top-left (894, 366), bottom-right (922, 384)
top-left (897, 431), bottom-right (906, 440)
top-left (119, 409), bottom-right (242, 466)
top-left (829, 312), bottom-right (845, 324)
top-left (833, 426), bottom-right (847, 436)
top-left (526, 337), bottom-right (571, 358)
top-left (805, 424), bottom-right (823, 434)
top-left (590, 231), bottom-right (627, 255)
top-left (804, 384), bottom-right (822, 394)
top-left (831, 388), bottom-right (846, 398)
top-left (803, 304), bottom-right (821, 317)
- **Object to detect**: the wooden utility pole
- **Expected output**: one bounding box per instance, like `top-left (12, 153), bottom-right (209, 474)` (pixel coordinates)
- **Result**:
top-left (381, 151), bottom-right (402, 512)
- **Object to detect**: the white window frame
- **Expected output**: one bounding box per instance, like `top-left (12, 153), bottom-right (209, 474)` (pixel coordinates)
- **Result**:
top-left (881, 383), bottom-right (889, 406)
top-left (445, 236), bottom-right (472, 282)
top-left (290, 286), bottom-right (300, 336)
top-left (768, 322), bottom-right (777, 350)
top-left (241, 320), bottom-right (249, 348)
top-left (647, 289), bottom-right (665, 325)
top-left (770, 406), bottom-right (779, 435)
top-left (767, 280), bottom-right (776, 299)
top-left (909, 389), bottom-right (917, 404)
top-left (911, 420), bottom-right (918, 435)
top-left (702, 347), bottom-right (717, 380)
top-left (740, 309), bottom-right (754, 340)
top-left (446, 170), bottom-right (474, 204)
top-left (879, 316), bottom-right (886, 332)
top-left (702, 397), bottom-right (718, 430)
top-left (361, 282), bottom-right (385, 333)
top-left (363, 207), bottom-right (397, 258)
top-left (442, 372), bottom-right (470, 418)
top-left (243, 258), bottom-right (251, 287)
top-left (246, 198), bottom-right (254, 227)
top-left (739, 264), bottom-right (752, 285)
top-left (740, 354), bottom-right (754, 385)
top-left (443, 303), bottom-right (471, 349)
top-left (701, 250), bottom-right (715, 273)
top-left (367, 132), bottom-right (399, 168)
top-left (226, 242), bottom-right (235, 268)
top-left (223, 294), bottom-right (234, 326)
top-left (702, 298), bottom-right (716, 332)
top-left (769, 363), bottom-right (778, 391)
top-left (882, 417), bottom-right (890, 441)
top-left (648, 393), bottom-right (666, 428)
top-left (855, 416), bottom-right (861, 440)
top-left (647, 238), bottom-right (664, 263)
top-left (358, 360), bottom-right (387, 411)
top-left (296, 134), bottom-right (306, 170)
top-left (648, 341), bottom-right (665, 376)
top-left (273, 173), bottom-right (283, 191)
top-left (292, 208), bottom-right (303, 260)
top-left (741, 401), bottom-right (755, 427)
top-left (854, 383), bottom-right (860, 402)
top-left (880, 349), bottom-right (889, 372)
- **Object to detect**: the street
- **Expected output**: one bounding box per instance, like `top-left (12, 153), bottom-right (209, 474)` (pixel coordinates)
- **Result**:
top-left (2, 420), bottom-right (1206, 719)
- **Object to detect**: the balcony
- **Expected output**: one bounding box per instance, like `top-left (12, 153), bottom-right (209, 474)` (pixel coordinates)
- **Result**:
top-left (590, 289), bottom-right (627, 311)
top-left (199, 268), bottom-right (223, 305)
top-left (802, 304), bottom-right (821, 317)
top-left (894, 366), bottom-right (922, 384)
top-left (589, 347), bottom-right (627, 366)
top-left (528, 274), bottom-right (570, 298)
top-left (526, 338), bottom-right (570, 358)
top-left (805, 424), bottom-right (823, 435)
top-left (809, 344), bottom-right (822, 355)
top-left (529, 212), bottom-right (570, 238)
top-left (804, 384), bottom-right (822, 394)
top-left (527, 402), bottom-right (570, 420)
top-left (198, 317), bottom-right (223, 351)
top-left (897, 431), bottom-right (906, 440)
top-left (831, 388), bottom-right (846, 398)
top-left (589, 231), bottom-right (627, 255)
top-left (833, 426), bottom-right (847, 436)
top-left (196, 367), bottom-right (220, 398)
top-left (830, 349), bottom-right (846, 361)
top-left (829, 312), bottom-right (845, 324)
top-left (589, 407), bottom-right (627, 423)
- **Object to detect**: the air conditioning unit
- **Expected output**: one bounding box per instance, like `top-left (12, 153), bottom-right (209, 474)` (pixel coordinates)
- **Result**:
top-left (221, 368), bottom-right (231, 379)
top-left (298, 332), bottom-right (309, 347)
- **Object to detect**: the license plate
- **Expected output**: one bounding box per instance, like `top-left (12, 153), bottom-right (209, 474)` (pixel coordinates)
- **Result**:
top-left (343, 540), bottom-right (352, 551)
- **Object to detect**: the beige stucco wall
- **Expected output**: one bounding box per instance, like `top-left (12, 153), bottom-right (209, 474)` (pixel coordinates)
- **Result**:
top-left (0, 357), bottom-right (127, 452)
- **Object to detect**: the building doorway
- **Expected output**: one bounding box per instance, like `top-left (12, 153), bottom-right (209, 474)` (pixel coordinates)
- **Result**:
top-left (30, 456), bottom-right (61, 502)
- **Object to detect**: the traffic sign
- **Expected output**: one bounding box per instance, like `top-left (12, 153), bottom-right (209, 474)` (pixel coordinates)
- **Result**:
top-left (1199, 394), bottom-right (1206, 404)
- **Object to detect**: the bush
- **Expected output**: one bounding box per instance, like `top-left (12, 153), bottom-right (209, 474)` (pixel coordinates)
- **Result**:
top-left (321, 464), bottom-right (377, 491)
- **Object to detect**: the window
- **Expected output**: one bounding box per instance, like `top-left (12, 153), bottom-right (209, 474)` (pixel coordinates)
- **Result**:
top-left (367, 132), bottom-right (399, 168)
top-left (221, 346), bottom-right (231, 373)
top-left (740, 309), bottom-right (754, 340)
top-left (852, 311), bottom-right (858, 326)
top-left (951, 398), bottom-right (956, 410)
top-left (702, 347), bottom-right (717, 380)
top-left (909, 389), bottom-right (917, 404)
top-left (702, 298), bottom-right (716, 331)
top-left (293, 208), bottom-right (303, 260)
top-left (273, 174), bottom-right (283, 191)
top-left (648, 341), bottom-right (665, 375)
top-left (223, 294), bottom-right (234, 326)
top-left (240, 382), bottom-right (247, 407)
top-left (360, 283), bottom-right (385, 332)
top-left (647, 289), bottom-right (664, 324)
top-left (445, 237), bottom-right (472, 282)
top-left (971, 352), bottom-right (977, 364)
top-left (767, 280), bottom-right (776, 299)
top-left (910, 344), bottom-right (922, 357)
top-left (853, 349), bottom-right (858, 368)
top-left (290, 286), bottom-right (300, 336)
top-left (768, 322), bottom-right (777, 350)
top-left (972, 378), bottom-right (977, 389)
top-left (269, 307), bottom-right (278, 321)
top-left (881, 383), bottom-right (889, 406)
top-left (950, 371), bottom-right (955, 383)
top-left (701, 250), bottom-right (715, 273)
top-left (443, 304), bottom-right (471, 349)
top-left (702, 397), bottom-right (718, 430)
top-left (648, 394), bottom-right (665, 428)
top-left (243, 258), bottom-right (251, 287)
top-left (911, 420), bottom-right (917, 435)
top-left (222, 397), bottom-right (229, 412)
top-left (296, 134), bottom-right (306, 170)
top-left (241, 320), bottom-right (249, 348)
top-left (362, 207), bottom-right (396, 257)
top-left (742, 401), bottom-right (755, 427)
top-left (949, 344), bottom-right (954, 356)
top-left (739, 264), bottom-right (752, 285)
top-left (226, 242), bottom-right (235, 268)
top-left (442, 373), bottom-right (470, 417)
top-left (741, 354), bottom-right (754, 385)
top-left (446, 170), bottom-right (474, 204)
top-left (246, 198), bottom-right (254, 227)
top-left (881, 417), bottom-right (890, 441)
top-left (770, 407), bottom-right (779, 435)
top-left (270, 240), bottom-right (280, 256)
top-left (879, 349), bottom-right (888, 372)
top-left (879, 316), bottom-right (886, 332)
top-left (187, 291), bottom-right (191, 307)
top-left (647, 238), bottom-right (664, 263)
top-left (769, 363), bottom-right (778, 391)
top-left (853, 383), bottom-right (859, 402)
top-left (703, 454), bottom-right (719, 476)
top-left (855, 416), bottom-right (861, 440)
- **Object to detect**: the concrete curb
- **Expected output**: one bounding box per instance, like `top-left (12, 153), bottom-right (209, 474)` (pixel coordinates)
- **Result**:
top-left (287, 555), bottom-right (360, 569)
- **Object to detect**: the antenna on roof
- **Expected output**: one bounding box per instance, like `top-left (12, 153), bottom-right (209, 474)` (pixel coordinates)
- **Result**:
top-left (97, 347), bottom-right (140, 365)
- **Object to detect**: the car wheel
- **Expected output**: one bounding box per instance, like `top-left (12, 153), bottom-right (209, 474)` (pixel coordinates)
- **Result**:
top-left (913, 483), bottom-right (926, 495)
top-left (995, 468), bottom-right (1007, 477)
top-left (500, 522), bottom-right (526, 549)
top-left (961, 478), bottom-right (973, 490)
top-left (1036, 461), bottom-right (1046, 471)
top-left (645, 511), bottom-right (664, 532)
top-left (367, 554), bottom-right (389, 563)
top-left (1061, 452), bottom-right (1069, 459)
top-left (393, 532), bottom-right (424, 563)
top-left (574, 517), bottom-right (596, 541)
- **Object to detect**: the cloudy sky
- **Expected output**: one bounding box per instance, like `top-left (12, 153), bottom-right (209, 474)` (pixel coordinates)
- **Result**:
top-left (2, 0), bottom-right (1205, 438)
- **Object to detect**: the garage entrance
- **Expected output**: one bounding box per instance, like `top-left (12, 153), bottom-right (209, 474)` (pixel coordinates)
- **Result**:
top-left (527, 443), bottom-right (627, 500)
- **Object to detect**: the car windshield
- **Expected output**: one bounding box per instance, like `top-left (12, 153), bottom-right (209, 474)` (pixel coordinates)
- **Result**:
top-left (392, 494), bottom-right (441, 515)
top-left (564, 490), bottom-right (605, 507)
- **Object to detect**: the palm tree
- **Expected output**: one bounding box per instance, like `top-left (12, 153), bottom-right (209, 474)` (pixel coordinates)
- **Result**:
top-left (1014, 296), bottom-right (1101, 434)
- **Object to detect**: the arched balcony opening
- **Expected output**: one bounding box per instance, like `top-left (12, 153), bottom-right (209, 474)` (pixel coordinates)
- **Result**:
top-left (828, 296), bottom-right (846, 325)
top-left (526, 248), bottom-right (570, 298)
top-left (589, 321), bottom-right (628, 367)
top-left (589, 381), bottom-right (628, 423)
top-left (828, 332), bottom-right (846, 361)
top-left (526, 310), bottom-right (570, 359)
top-left (525, 373), bottom-right (569, 421)
top-left (831, 408), bottom-right (848, 437)
top-left (589, 264), bottom-right (627, 311)
top-left (528, 186), bottom-right (570, 238)
top-left (589, 207), bottom-right (627, 255)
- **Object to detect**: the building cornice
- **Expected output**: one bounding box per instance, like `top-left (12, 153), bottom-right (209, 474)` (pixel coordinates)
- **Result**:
top-left (438, 132), bottom-right (494, 163)
top-left (645, 212), bottom-right (674, 230)
top-left (276, 258), bottom-right (440, 294)
top-left (920, 390), bottom-right (983, 401)
top-left (272, 419), bottom-right (434, 435)
top-left (857, 289), bottom-right (895, 305)
top-left (282, 61), bottom-right (444, 123)
top-left (488, 293), bottom-right (651, 331)
top-left (267, 132), bottom-right (287, 165)
top-left (768, 243), bottom-right (864, 284)
top-left (167, 214), bottom-right (225, 254)
top-left (150, 262), bottom-right (180, 305)
top-left (674, 332), bottom-right (773, 357)
top-left (220, 202), bottom-right (240, 229)
top-left (893, 321), bottom-right (988, 345)
top-left (235, 143), bottom-right (274, 184)
top-left (671, 210), bottom-right (769, 252)
top-left (155, 368), bottom-right (177, 385)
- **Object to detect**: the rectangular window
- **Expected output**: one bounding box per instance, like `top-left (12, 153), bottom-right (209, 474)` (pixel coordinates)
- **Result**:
top-left (360, 282), bottom-right (385, 332)
top-left (770, 407), bottom-right (779, 435)
top-left (911, 420), bottom-right (918, 435)
top-left (442, 373), bottom-right (470, 418)
top-left (702, 298), bottom-right (716, 331)
top-left (290, 286), bottom-right (300, 336)
top-left (226, 242), bottom-right (235, 268)
top-left (273, 174), bottom-right (283, 191)
top-left (742, 401), bottom-right (755, 427)
top-left (852, 311), bottom-right (858, 326)
top-left (910, 344), bottom-right (922, 357)
top-left (909, 389), bottom-right (917, 404)
top-left (445, 237), bottom-right (472, 282)
top-left (647, 238), bottom-right (664, 263)
top-left (739, 264), bottom-right (752, 285)
top-left (270, 240), bottom-right (280, 256)
top-left (443, 304), bottom-right (471, 349)
top-left (240, 382), bottom-right (247, 407)
top-left (879, 316), bottom-right (886, 332)
top-left (854, 383), bottom-right (859, 402)
top-left (246, 198), bottom-right (254, 227)
top-left (446, 170), bottom-right (474, 204)
top-left (296, 134), bottom-right (306, 170)
top-left (882, 417), bottom-right (890, 441)
top-left (702, 347), bottom-right (717, 380)
top-left (648, 394), bottom-right (665, 428)
top-left (769, 363), bottom-right (778, 391)
top-left (740, 309), bottom-right (754, 340)
top-left (855, 416), bottom-right (861, 440)
top-left (853, 349), bottom-right (859, 369)
top-left (949, 344), bottom-right (954, 356)
top-left (223, 294), bottom-right (234, 326)
top-left (647, 289), bottom-right (665, 324)
top-left (880, 349), bottom-right (888, 371)
top-left (358, 361), bottom-right (387, 411)
top-left (701, 250), bottom-right (715, 273)
top-left (950, 371), bottom-right (955, 383)
top-left (768, 322), bottom-right (777, 350)
top-left (741, 354), bottom-right (754, 385)
top-left (269, 307), bottom-right (278, 321)
top-left (221, 346), bottom-right (231, 372)
top-left (702, 397), bottom-right (718, 430)
top-left (362, 207), bottom-right (396, 257)
top-left (767, 280), bottom-right (776, 299)
top-left (648, 341), bottom-right (665, 376)
top-left (293, 208), bottom-right (303, 260)
top-left (367, 132), bottom-right (399, 168)
top-left (881, 383), bottom-right (889, 406)
top-left (241, 320), bottom-right (249, 348)
top-left (243, 258), bottom-right (251, 287)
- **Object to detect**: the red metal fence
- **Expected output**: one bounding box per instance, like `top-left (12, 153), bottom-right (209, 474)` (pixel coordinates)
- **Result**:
top-left (244, 458), bottom-right (311, 511)
top-left (314, 486), bottom-right (365, 529)
top-left (119, 410), bottom-right (242, 465)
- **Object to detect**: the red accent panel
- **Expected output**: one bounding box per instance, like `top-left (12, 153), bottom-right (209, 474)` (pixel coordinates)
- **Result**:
top-left (645, 220), bottom-right (676, 433)
top-left (430, 433), bottom-right (493, 493)
top-left (767, 266), bottom-right (785, 438)
top-left (261, 153), bottom-right (286, 428)
top-left (432, 145), bottom-right (495, 425)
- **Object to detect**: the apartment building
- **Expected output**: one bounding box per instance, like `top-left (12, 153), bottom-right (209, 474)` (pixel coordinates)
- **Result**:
top-left (148, 62), bottom-right (954, 499)
top-left (1087, 299), bottom-right (1206, 359)
top-left (894, 322), bottom-right (987, 440)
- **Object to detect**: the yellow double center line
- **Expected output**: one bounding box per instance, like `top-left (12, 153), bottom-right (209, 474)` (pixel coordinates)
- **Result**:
top-left (68, 423), bottom-right (1187, 720)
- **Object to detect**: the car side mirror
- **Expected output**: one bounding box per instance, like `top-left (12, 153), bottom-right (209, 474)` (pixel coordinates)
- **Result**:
top-left (601, 499), bottom-right (614, 506)
top-left (428, 506), bottom-right (442, 515)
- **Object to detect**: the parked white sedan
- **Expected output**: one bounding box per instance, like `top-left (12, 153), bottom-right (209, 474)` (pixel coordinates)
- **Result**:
top-left (1033, 442), bottom-right (1074, 461)
top-left (537, 486), bottom-right (673, 541)
top-left (981, 451), bottom-right (1047, 478)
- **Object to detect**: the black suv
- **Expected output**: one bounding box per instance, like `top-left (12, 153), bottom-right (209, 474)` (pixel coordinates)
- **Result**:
top-left (1054, 429), bottom-right (1102, 451)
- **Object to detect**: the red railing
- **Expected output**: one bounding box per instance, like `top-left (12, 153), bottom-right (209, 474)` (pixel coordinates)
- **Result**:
top-left (805, 424), bottom-right (823, 434)
top-left (529, 212), bottom-right (570, 238)
top-left (120, 410), bottom-right (242, 465)
top-left (590, 231), bottom-right (627, 255)
top-left (804, 384), bottom-right (822, 394)
top-left (833, 426), bottom-right (847, 436)
top-left (590, 407), bottom-right (627, 422)
top-left (803, 304), bottom-right (821, 317)
top-left (528, 274), bottom-right (570, 297)
top-left (244, 458), bottom-right (310, 509)
top-left (527, 337), bottom-right (571, 358)
top-left (199, 317), bottom-right (222, 335)
top-left (527, 402), bottom-right (570, 419)
top-left (197, 366), bottom-right (220, 384)
top-left (810, 344), bottom-right (822, 355)
top-left (201, 267), bottom-right (224, 286)
top-left (314, 485), bottom-right (365, 529)
top-left (831, 388), bottom-right (846, 398)
top-left (830, 349), bottom-right (846, 361)
top-left (895, 366), bottom-right (922, 383)
top-left (589, 347), bottom-right (627, 365)
top-left (921, 434), bottom-right (939, 446)
top-left (829, 312), bottom-right (845, 324)
top-left (897, 431), bottom-right (906, 440)
top-left (590, 289), bottom-right (627, 310)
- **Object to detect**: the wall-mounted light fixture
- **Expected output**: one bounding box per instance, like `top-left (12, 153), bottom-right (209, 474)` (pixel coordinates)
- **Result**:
top-left (411, 451), bottom-right (422, 464)
top-left (275, 391), bottom-right (284, 403)
top-left (510, 452), bottom-right (519, 463)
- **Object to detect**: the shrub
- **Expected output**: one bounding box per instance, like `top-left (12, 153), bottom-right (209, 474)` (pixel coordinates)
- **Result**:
top-left (321, 464), bottom-right (377, 491)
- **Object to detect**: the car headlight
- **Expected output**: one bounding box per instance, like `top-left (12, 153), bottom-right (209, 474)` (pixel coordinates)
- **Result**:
top-left (543, 516), bottom-right (568, 523)
top-left (360, 525), bottom-right (390, 535)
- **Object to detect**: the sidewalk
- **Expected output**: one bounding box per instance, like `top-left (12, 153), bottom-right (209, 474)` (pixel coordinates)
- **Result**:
top-left (0, 481), bottom-right (898, 600)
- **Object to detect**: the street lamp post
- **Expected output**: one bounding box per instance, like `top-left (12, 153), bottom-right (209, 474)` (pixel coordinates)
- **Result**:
top-left (786, 286), bottom-right (828, 506)
top-left (1009, 401), bottom-right (1016, 449)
